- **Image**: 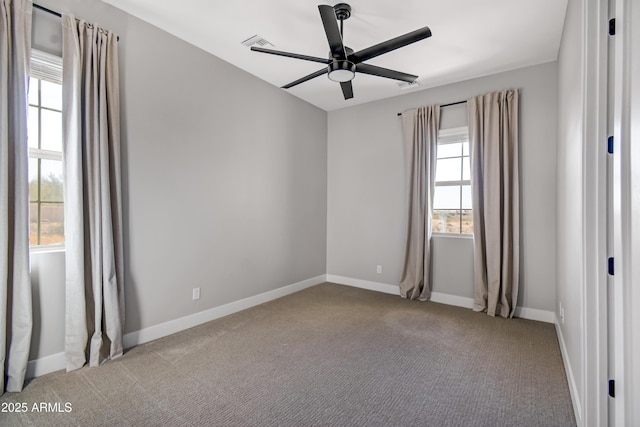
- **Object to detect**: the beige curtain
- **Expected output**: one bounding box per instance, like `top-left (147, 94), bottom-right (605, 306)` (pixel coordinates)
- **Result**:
top-left (468, 90), bottom-right (519, 318)
top-left (0, 0), bottom-right (32, 394)
top-left (62, 15), bottom-right (124, 371)
top-left (399, 106), bottom-right (440, 301)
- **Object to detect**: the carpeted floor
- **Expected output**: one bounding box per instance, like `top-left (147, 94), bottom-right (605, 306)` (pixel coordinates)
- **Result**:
top-left (0, 283), bottom-right (576, 426)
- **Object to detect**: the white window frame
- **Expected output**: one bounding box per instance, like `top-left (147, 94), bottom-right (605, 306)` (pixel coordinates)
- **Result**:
top-left (432, 126), bottom-right (472, 237)
top-left (29, 49), bottom-right (64, 251)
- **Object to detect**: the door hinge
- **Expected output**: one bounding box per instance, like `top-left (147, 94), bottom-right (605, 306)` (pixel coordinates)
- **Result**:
top-left (609, 18), bottom-right (616, 36)
top-left (609, 379), bottom-right (615, 398)
top-left (608, 136), bottom-right (614, 154)
top-left (608, 257), bottom-right (614, 276)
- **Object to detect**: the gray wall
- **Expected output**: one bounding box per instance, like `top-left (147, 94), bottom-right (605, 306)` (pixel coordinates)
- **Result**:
top-left (327, 62), bottom-right (558, 312)
top-left (29, 0), bottom-right (327, 360)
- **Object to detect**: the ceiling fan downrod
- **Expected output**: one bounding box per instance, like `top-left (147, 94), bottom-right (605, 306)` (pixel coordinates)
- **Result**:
top-left (333, 3), bottom-right (351, 37)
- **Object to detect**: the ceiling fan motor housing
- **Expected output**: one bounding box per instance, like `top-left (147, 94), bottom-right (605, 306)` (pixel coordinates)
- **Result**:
top-left (329, 46), bottom-right (354, 59)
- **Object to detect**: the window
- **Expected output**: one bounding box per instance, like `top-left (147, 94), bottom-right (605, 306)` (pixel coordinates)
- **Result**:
top-left (432, 127), bottom-right (473, 234)
top-left (28, 50), bottom-right (64, 247)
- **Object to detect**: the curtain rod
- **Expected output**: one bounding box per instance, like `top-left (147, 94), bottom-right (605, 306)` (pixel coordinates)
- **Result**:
top-left (33, 3), bottom-right (60, 17)
top-left (397, 100), bottom-right (467, 116)
top-left (33, 3), bottom-right (120, 41)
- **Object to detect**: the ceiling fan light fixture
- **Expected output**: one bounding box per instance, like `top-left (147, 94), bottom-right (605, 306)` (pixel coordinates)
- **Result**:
top-left (327, 60), bottom-right (356, 82)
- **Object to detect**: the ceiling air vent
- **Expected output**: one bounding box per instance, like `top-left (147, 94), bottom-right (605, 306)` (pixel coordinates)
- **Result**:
top-left (397, 80), bottom-right (422, 90)
top-left (241, 35), bottom-right (274, 48)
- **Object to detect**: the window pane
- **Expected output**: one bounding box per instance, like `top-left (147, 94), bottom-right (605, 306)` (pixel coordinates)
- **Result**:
top-left (29, 158), bottom-right (39, 202)
top-left (40, 159), bottom-right (63, 202)
top-left (432, 210), bottom-right (461, 233)
top-left (434, 185), bottom-right (460, 209)
top-left (461, 210), bottom-right (473, 234)
top-left (40, 109), bottom-right (62, 151)
top-left (28, 77), bottom-right (38, 105)
top-left (463, 157), bottom-right (471, 181)
top-left (461, 185), bottom-right (472, 209)
top-left (28, 106), bottom-right (39, 148)
top-left (437, 142), bottom-right (462, 159)
top-left (463, 141), bottom-right (469, 156)
top-left (30, 202), bottom-right (39, 245)
top-left (40, 203), bottom-right (64, 245)
top-left (436, 158), bottom-right (462, 182)
top-left (432, 210), bottom-right (450, 233)
top-left (40, 80), bottom-right (62, 110)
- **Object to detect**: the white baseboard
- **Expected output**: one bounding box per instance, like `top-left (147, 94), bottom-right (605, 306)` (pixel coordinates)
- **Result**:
top-left (26, 274), bottom-right (327, 379)
top-left (431, 292), bottom-right (475, 309)
top-left (513, 306), bottom-right (557, 323)
top-left (326, 274), bottom-right (399, 295)
top-left (555, 317), bottom-right (583, 426)
top-left (122, 274), bottom-right (327, 349)
top-left (326, 274), bottom-right (555, 323)
top-left (26, 351), bottom-right (65, 379)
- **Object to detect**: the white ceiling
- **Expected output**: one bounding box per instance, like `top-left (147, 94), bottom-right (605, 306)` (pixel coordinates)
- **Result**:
top-left (102, 0), bottom-right (568, 111)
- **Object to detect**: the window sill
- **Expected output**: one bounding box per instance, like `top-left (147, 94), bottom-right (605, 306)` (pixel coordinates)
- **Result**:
top-left (431, 233), bottom-right (473, 240)
top-left (30, 245), bottom-right (65, 254)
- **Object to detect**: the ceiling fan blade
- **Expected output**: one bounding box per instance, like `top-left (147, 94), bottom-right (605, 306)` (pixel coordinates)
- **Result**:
top-left (318, 5), bottom-right (346, 59)
top-left (340, 81), bottom-right (353, 100)
top-left (356, 63), bottom-right (418, 82)
top-left (251, 47), bottom-right (330, 64)
top-left (349, 26), bottom-right (432, 64)
top-left (282, 68), bottom-right (328, 89)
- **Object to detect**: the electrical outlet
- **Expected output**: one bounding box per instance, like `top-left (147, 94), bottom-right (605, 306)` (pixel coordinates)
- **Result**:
top-left (192, 288), bottom-right (200, 300)
top-left (559, 302), bottom-right (564, 323)
top-left (376, 265), bottom-right (383, 274)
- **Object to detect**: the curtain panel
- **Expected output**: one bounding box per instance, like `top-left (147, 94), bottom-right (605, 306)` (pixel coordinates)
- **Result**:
top-left (62, 15), bottom-right (124, 371)
top-left (0, 0), bottom-right (32, 394)
top-left (399, 106), bottom-right (440, 301)
top-left (468, 89), bottom-right (519, 318)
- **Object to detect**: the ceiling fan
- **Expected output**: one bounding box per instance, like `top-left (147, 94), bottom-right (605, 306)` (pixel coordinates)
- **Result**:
top-left (251, 3), bottom-right (432, 100)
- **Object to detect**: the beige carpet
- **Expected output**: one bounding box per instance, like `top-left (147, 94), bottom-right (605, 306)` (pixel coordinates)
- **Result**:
top-left (1, 283), bottom-right (576, 426)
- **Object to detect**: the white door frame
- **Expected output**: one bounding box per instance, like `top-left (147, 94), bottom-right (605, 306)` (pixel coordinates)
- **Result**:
top-left (581, 0), bottom-right (609, 425)
top-left (611, 0), bottom-right (640, 424)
